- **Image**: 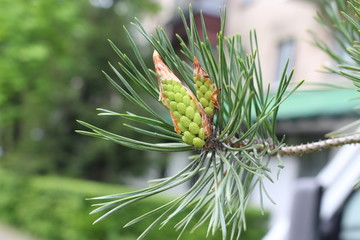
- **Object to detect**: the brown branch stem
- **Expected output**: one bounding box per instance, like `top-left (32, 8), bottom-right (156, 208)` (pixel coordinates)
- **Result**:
top-left (277, 135), bottom-right (360, 156)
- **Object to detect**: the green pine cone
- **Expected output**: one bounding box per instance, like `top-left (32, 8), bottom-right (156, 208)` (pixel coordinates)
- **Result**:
top-left (193, 137), bottom-right (205, 148)
top-left (177, 103), bottom-right (186, 114)
top-left (183, 95), bottom-right (191, 106)
top-left (199, 85), bottom-right (208, 94)
top-left (189, 122), bottom-right (200, 135)
top-left (174, 93), bottom-right (183, 103)
top-left (200, 98), bottom-right (209, 107)
top-left (182, 131), bottom-right (195, 145)
top-left (170, 101), bottom-right (177, 111)
top-left (155, 52), bottom-right (208, 148)
top-left (193, 112), bottom-right (202, 126)
top-left (173, 111), bottom-right (181, 121)
top-left (180, 116), bottom-right (191, 128)
top-left (192, 57), bottom-right (218, 118)
top-left (198, 128), bottom-right (205, 139)
top-left (161, 79), bottom-right (207, 148)
top-left (204, 107), bottom-right (213, 116)
top-left (178, 123), bottom-right (187, 132)
top-left (194, 78), bottom-right (215, 117)
top-left (185, 106), bottom-right (195, 119)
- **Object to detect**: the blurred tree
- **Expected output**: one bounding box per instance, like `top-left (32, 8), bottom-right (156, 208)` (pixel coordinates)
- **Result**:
top-left (0, 0), bottom-right (161, 182)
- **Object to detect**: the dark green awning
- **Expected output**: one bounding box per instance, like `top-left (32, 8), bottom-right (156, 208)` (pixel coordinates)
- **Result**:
top-left (277, 90), bottom-right (360, 120)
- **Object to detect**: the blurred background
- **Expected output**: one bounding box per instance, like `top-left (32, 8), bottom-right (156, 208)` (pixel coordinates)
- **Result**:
top-left (0, 0), bottom-right (358, 239)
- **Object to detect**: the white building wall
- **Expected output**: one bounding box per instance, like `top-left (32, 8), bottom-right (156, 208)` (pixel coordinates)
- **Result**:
top-left (226, 0), bottom-right (345, 89)
top-left (251, 157), bottom-right (300, 225)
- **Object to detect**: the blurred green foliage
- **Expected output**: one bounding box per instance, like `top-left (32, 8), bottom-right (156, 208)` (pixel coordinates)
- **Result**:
top-left (0, 168), bottom-right (268, 240)
top-left (0, 0), bottom-right (165, 182)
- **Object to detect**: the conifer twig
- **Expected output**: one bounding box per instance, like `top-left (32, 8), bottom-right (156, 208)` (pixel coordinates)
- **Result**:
top-left (79, 3), bottom-right (360, 239)
top-left (278, 135), bottom-right (360, 156)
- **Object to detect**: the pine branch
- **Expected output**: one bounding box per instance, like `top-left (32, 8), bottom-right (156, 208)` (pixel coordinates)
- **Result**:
top-left (227, 135), bottom-right (360, 156)
top-left (79, 3), bottom-right (360, 240)
top-left (278, 135), bottom-right (360, 156)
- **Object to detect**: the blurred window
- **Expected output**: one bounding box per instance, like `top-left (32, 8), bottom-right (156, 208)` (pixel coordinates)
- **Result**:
top-left (195, 0), bottom-right (226, 16)
top-left (275, 39), bottom-right (296, 85)
top-left (242, 0), bottom-right (255, 7)
top-left (339, 189), bottom-right (360, 240)
top-left (298, 147), bottom-right (330, 177)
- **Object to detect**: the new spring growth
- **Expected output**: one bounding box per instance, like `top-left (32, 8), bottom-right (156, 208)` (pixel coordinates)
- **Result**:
top-left (193, 57), bottom-right (218, 117)
top-left (153, 51), bottom-right (212, 148)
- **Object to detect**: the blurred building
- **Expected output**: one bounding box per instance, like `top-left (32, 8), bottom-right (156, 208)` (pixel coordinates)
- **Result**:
top-left (224, 0), bottom-right (357, 226)
top-left (227, 0), bottom-right (331, 88)
top-left (138, 0), bottom-right (358, 229)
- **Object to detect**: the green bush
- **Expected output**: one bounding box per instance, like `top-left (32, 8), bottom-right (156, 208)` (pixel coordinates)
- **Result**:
top-left (0, 169), bottom-right (268, 240)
